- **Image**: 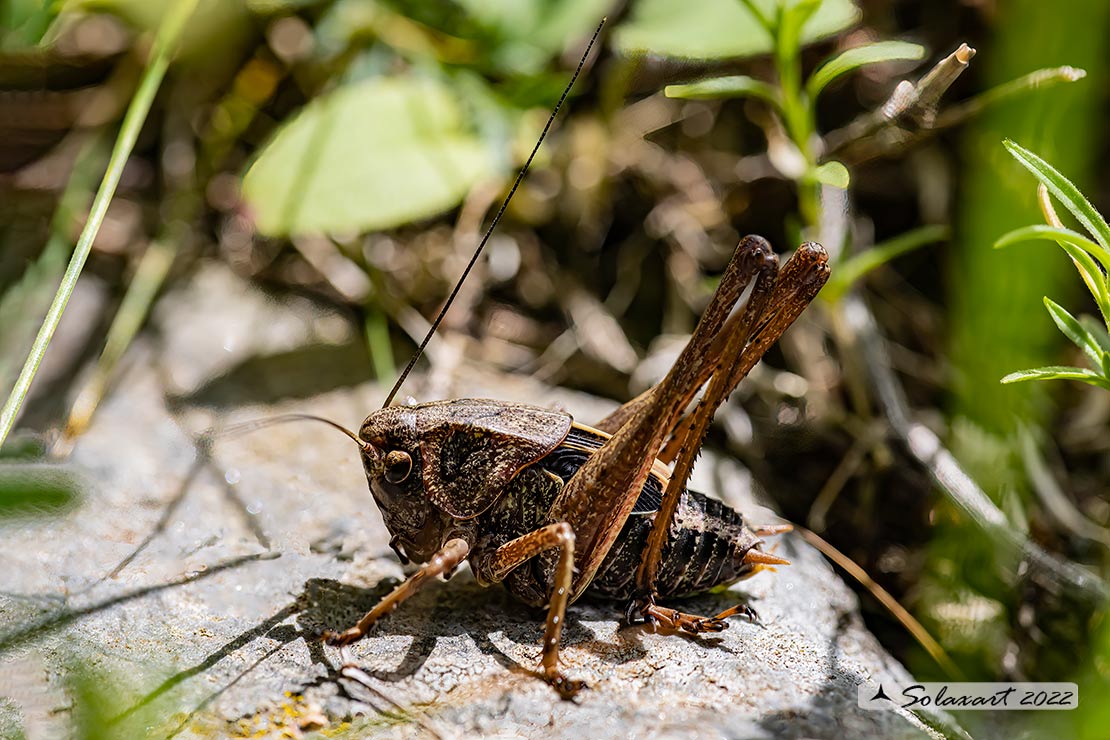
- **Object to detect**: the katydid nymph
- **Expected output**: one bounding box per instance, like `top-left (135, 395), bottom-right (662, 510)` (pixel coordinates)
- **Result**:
top-left (244, 19), bottom-right (831, 696)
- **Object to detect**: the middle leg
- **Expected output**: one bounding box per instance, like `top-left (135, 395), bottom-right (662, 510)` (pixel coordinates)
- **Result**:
top-left (474, 522), bottom-right (581, 697)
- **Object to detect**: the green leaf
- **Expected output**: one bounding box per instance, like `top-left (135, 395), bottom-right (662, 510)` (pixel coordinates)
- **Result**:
top-left (1003, 140), bottom-right (1110, 250)
top-left (1080, 315), bottom-right (1110, 353)
top-left (994, 224), bottom-right (1110, 272)
top-left (612, 0), bottom-right (859, 61)
top-left (1084, 315), bottom-right (1110, 378)
top-left (1, 0), bottom-right (59, 47)
top-left (664, 75), bottom-right (780, 108)
top-left (451, 0), bottom-right (613, 73)
top-left (806, 40), bottom-right (926, 98)
top-left (242, 76), bottom-right (495, 236)
top-left (821, 224), bottom-right (947, 302)
top-left (1043, 297), bottom-right (1103, 369)
top-left (1057, 243), bottom-right (1110, 326)
top-left (994, 224), bottom-right (1110, 324)
top-left (810, 160), bottom-right (850, 189)
top-left (1001, 365), bottom-right (1110, 390)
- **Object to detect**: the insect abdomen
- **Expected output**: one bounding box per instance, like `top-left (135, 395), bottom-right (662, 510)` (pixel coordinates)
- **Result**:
top-left (588, 488), bottom-right (762, 601)
top-left (538, 425), bottom-right (765, 601)
top-left (480, 423), bottom-right (766, 606)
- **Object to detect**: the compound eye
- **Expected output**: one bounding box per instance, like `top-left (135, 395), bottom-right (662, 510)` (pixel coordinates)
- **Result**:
top-left (383, 450), bottom-right (413, 484)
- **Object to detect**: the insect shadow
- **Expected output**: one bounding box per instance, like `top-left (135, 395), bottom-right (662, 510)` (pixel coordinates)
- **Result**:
top-left (295, 575), bottom-right (643, 682)
top-left (295, 570), bottom-right (749, 686)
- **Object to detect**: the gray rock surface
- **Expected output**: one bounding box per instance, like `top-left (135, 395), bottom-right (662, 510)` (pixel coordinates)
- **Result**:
top-left (0, 264), bottom-right (965, 739)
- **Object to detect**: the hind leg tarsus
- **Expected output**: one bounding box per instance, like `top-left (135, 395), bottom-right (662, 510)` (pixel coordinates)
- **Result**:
top-left (626, 597), bottom-right (761, 635)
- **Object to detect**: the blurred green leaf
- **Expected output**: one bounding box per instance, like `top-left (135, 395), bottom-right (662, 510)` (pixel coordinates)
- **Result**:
top-left (64, 660), bottom-right (167, 739)
top-left (0, 435), bottom-right (46, 460)
top-left (1001, 365), bottom-right (1110, 389)
top-left (1, 0), bottom-right (59, 47)
top-left (242, 76), bottom-right (495, 236)
top-left (664, 75), bottom-right (780, 108)
top-left (810, 160), bottom-right (850, 189)
top-left (822, 224), bottom-right (947, 303)
top-left (0, 464), bottom-right (80, 518)
top-left (1043, 297), bottom-right (1103, 368)
top-left (453, 0), bottom-right (610, 71)
top-left (805, 40), bottom-right (926, 98)
top-left (1004, 140), bottom-right (1110, 249)
top-left (613, 0), bottom-right (858, 60)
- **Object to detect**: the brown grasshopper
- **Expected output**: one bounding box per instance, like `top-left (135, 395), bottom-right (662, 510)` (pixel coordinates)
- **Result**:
top-left (319, 238), bottom-right (828, 696)
top-left (248, 21), bottom-right (830, 696)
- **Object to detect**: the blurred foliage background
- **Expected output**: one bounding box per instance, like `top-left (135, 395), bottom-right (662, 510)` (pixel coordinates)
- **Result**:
top-left (2, 0), bottom-right (1109, 736)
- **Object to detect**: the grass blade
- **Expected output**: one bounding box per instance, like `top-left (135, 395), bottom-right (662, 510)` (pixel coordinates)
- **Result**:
top-left (0, 0), bottom-right (200, 449)
top-left (1057, 243), bottom-right (1110, 327)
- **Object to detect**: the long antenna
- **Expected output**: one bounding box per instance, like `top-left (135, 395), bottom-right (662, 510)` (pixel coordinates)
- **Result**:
top-left (205, 414), bottom-right (367, 449)
top-left (380, 17), bottom-right (606, 409)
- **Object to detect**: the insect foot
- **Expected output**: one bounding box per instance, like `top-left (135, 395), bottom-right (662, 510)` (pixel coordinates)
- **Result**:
top-left (546, 670), bottom-right (588, 699)
top-left (322, 627), bottom-right (364, 647)
top-left (625, 595), bottom-right (763, 635)
top-left (642, 604), bottom-right (730, 635)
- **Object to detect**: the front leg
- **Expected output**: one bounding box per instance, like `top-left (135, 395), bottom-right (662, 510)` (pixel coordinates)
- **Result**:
top-left (475, 522), bottom-right (580, 697)
top-left (325, 537), bottom-right (470, 646)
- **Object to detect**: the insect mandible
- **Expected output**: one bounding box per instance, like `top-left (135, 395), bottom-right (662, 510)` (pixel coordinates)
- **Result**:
top-left (241, 19), bottom-right (830, 697)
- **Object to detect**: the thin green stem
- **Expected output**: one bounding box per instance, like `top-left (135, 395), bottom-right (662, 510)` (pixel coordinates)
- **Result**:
top-left (822, 224), bottom-right (950, 303)
top-left (738, 0), bottom-right (775, 35)
top-left (364, 306), bottom-right (396, 383)
top-left (773, 1), bottom-right (820, 230)
top-left (0, 0), bottom-right (199, 448)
